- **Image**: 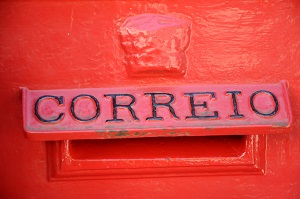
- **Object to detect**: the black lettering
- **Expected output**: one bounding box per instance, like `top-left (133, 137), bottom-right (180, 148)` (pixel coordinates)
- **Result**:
top-left (185, 92), bottom-right (218, 119)
top-left (71, 94), bottom-right (100, 122)
top-left (35, 95), bottom-right (64, 123)
top-left (105, 94), bottom-right (139, 122)
top-left (145, 93), bottom-right (179, 120)
top-left (226, 91), bottom-right (244, 118)
top-left (250, 90), bottom-right (279, 116)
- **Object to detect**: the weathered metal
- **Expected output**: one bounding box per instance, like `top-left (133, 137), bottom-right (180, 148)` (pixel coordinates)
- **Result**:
top-left (23, 82), bottom-right (291, 140)
top-left (0, 0), bottom-right (299, 198)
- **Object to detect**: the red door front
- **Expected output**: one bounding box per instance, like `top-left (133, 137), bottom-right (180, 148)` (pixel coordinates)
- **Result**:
top-left (0, 1), bottom-right (299, 198)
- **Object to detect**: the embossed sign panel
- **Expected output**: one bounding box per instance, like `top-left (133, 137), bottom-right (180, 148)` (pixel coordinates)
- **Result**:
top-left (22, 82), bottom-right (292, 140)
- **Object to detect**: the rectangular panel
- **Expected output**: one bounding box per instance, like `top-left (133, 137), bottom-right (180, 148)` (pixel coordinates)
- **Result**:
top-left (23, 81), bottom-right (292, 140)
top-left (48, 135), bottom-right (266, 180)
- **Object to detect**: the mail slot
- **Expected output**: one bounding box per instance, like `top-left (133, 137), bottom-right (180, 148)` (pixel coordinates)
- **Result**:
top-left (23, 82), bottom-right (291, 141)
top-left (47, 135), bottom-right (266, 180)
top-left (1, 0), bottom-right (299, 198)
top-left (23, 82), bottom-right (288, 180)
top-left (20, 8), bottom-right (292, 179)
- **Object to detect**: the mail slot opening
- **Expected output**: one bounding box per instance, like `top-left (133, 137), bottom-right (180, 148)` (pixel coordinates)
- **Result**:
top-left (69, 135), bottom-right (247, 160)
top-left (48, 134), bottom-right (265, 180)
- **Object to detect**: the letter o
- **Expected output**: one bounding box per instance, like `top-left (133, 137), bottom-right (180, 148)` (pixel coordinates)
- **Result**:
top-left (250, 90), bottom-right (279, 116)
top-left (71, 94), bottom-right (100, 122)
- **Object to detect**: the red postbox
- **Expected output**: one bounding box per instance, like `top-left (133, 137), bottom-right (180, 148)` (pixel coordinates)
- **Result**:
top-left (0, 1), bottom-right (299, 198)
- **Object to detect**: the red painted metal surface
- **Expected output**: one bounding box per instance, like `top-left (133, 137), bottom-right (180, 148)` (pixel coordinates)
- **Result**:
top-left (119, 13), bottom-right (191, 76)
top-left (0, 1), bottom-right (300, 198)
top-left (23, 82), bottom-right (291, 140)
top-left (48, 135), bottom-right (266, 180)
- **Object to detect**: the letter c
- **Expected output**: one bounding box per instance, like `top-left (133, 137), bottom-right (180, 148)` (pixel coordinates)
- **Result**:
top-left (35, 95), bottom-right (64, 123)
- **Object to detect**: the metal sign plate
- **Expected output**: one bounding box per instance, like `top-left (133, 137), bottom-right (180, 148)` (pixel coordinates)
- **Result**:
top-left (22, 81), bottom-right (292, 140)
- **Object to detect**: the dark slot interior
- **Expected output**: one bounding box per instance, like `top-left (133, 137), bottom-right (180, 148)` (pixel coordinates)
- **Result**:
top-left (69, 135), bottom-right (247, 160)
